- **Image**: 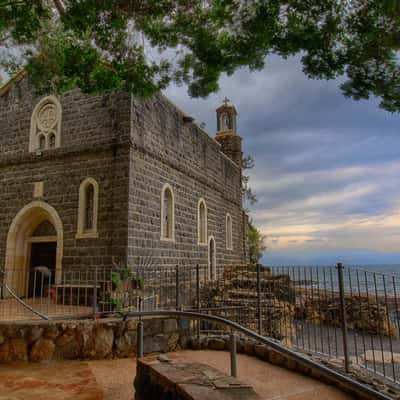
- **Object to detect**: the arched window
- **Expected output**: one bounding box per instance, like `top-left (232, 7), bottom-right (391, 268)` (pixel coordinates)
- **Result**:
top-left (49, 133), bottom-right (56, 148)
top-left (197, 198), bottom-right (207, 245)
top-left (38, 134), bottom-right (46, 150)
top-left (30, 96), bottom-right (62, 152)
top-left (208, 236), bottom-right (217, 280)
top-left (161, 184), bottom-right (175, 241)
top-left (226, 213), bottom-right (233, 250)
top-left (76, 178), bottom-right (99, 239)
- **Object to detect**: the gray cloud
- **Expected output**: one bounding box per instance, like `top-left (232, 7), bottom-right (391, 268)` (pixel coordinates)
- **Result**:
top-left (164, 55), bottom-right (400, 264)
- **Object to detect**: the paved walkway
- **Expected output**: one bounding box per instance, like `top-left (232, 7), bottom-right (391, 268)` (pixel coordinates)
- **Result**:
top-left (89, 350), bottom-right (355, 400)
top-left (0, 360), bottom-right (102, 400)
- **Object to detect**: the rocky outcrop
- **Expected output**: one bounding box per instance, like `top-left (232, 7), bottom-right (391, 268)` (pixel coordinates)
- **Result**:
top-left (295, 294), bottom-right (398, 337)
top-left (200, 266), bottom-right (295, 345)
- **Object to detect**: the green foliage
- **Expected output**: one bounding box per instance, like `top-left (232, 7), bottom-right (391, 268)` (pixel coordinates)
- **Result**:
top-left (113, 268), bottom-right (144, 289)
top-left (248, 220), bottom-right (266, 264)
top-left (110, 297), bottom-right (121, 311)
top-left (111, 271), bottom-right (121, 290)
top-left (1, 1), bottom-right (399, 111)
top-left (242, 155), bottom-right (257, 210)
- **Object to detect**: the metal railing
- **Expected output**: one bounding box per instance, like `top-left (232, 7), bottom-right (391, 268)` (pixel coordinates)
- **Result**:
top-left (2, 262), bottom-right (400, 388)
top-left (124, 309), bottom-right (393, 400)
top-left (212, 264), bottom-right (400, 385)
top-left (0, 264), bottom-right (209, 321)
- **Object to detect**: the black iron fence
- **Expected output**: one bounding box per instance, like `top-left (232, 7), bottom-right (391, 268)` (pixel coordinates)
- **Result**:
top-left (214, 264), bottom-right (400, 385)
top-left (2, 262), bottom-right (400, 386)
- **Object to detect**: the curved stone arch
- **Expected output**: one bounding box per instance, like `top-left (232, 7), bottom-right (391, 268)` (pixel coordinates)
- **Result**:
top-left (160, 183), bottom-right (175, 241)
top-left (76, 177), bottom-right (99, 239)
top-left (5, 201), bottom-right (64, 295)
top-left (197, 198), bottom-right (208, 245)
top-left (208, 235), bottom-right (217, 281)
top-left (29, 95), bottom-right (62, 152)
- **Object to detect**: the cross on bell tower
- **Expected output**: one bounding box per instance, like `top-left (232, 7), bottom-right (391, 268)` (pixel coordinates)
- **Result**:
top-left (216, 97), bottom-right (237, 134)
top-left (215, 98), bottom-right (242, 167)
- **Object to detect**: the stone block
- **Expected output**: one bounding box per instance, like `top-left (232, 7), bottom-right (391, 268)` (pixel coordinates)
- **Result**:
top-left (27, 327), bottom-right (44, 344)
top-left (268, 351), bottom-right (285, 366)
top-left (208, 338), bottom-right (226, 351)
top-left (115, 331), bottom-right (136, 357)
top-left (93, 326), bottom-right (114, 358)
top-left (0, 339), bottom-right (28, 363)
top-left (144, 319), bottom-right (163, 337)
top-left (30, 339), bottom-right (55, 362)
top-left (243, 341), bottom-right (255, 356)
top-left (163, 319), bottom-right (178, 334)
top-left (144, 334), bottom-right (169, 354)
top-left (254, 344), bottom-right (269, 361)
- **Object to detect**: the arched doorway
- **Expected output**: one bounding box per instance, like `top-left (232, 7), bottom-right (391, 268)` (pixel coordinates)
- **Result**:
top-left (208, 236), bottom-right (217, 280)
top-left (5, 201), bottom-right (63, 297)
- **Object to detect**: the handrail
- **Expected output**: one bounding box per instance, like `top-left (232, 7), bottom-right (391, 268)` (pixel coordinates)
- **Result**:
top-left (3, 283), bottom-right (50, 320)
top-left (123, 309), bottom-right (393, 400)
top-left (0, 268), bottom-right (49, 321)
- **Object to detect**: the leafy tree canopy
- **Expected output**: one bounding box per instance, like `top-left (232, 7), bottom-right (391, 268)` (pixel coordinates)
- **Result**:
top-left (248, 220), bottom-right (266, 264)
top-left (1, 1), bottom-right (399, 111)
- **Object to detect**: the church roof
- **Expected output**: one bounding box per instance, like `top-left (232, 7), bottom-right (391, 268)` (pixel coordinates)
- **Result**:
top-left (0, 70), bottom-right (27, 97)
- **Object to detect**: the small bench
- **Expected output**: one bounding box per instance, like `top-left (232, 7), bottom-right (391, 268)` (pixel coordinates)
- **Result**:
top-left (134, 354), bottom-right (261, 400)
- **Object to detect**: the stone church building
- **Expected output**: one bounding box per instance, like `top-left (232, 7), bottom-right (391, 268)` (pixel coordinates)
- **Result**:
top-left (0, 71), bottom-right (248, 294)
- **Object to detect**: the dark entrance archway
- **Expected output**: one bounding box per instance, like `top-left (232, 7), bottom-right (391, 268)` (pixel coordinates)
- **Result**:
top-left (28, 242), bottom-right (57, 297)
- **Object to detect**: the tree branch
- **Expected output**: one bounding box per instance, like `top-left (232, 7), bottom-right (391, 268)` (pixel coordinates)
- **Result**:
top-left (53, 0), bottom-right (66, 16)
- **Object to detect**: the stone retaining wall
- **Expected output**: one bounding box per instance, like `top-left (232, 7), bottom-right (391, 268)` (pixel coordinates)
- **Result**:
top-left (188, 336), bottom-right (400, 400)
top-left (0, 317), bottom-right (185, 363)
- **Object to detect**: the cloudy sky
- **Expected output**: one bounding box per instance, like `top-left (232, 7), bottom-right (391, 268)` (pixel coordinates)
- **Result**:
top-left (164, 55), bottom-right (400, 266)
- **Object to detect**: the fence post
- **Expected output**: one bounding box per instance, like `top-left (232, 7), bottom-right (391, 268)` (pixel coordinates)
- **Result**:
top-left (257, 263), bottom-right (262, 335)
top-left (92, 266), bottom-right (98, 320)
top-left (337, 262), bottom-right (350, 373)
top-left (230, 333), bottom-right (237, 378)
top-left (175, 265), bottom-right (180, 311)
top-left (137, 297), bottom-right (144, 358)
top-left (196, 264), bottom-right (200, 338)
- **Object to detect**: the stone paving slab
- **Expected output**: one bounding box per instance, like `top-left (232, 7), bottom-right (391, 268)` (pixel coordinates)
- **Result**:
top-left (135, 354), bottom-right (262, 400)
top-left (89, 351), bottom-right (355, 400)
top-left (0, 360), bottom-right (103, 400)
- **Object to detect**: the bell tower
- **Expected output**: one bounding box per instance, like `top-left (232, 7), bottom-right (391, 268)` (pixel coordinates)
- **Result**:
top-left (215, 97), bottom-right (242, 167)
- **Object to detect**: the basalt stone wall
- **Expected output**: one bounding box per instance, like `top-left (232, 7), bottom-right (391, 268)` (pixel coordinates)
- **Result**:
top-left (127, 95), bottom-right (248, 268)
top-left (0, 78), bottom-right (131, 271)
top-left (0, 76), bottom-right (248, 273)
top-left (0, 317), bottom-right (185, 363)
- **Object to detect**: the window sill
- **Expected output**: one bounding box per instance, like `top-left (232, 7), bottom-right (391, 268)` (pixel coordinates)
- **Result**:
top-left (76, 232), bottom-right (99, 239)
top-left (198, 242), bottom-right (208, 246)
top-left (160, 237), bottom-right (175, 243)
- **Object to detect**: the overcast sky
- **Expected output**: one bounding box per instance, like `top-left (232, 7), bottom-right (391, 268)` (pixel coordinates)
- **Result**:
top-left (164, 55), bottom-right (400, 266)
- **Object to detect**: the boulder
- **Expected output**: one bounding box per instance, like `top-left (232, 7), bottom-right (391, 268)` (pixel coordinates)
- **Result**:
top-left (93, 326), bottom-right (114, 358)
top-left (115, 331), bottom-right (136, 357)
top-left (30, 339), bottom-right (55, 362)
top-left (0, 339), bottom-right (28, 363)
top-left (27, 327), bottom-right (44, 344)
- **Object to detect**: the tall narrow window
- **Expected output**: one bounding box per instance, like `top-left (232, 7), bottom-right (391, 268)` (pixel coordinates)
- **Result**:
top-left (85, 184), bottom-right (94, 230)
top-left (38, 134), bottom-right (46, 150)
top-left (30, 96), bottom-right (62, 152)
top-left (161, 184), bottom-right (175, 241)
top-left (77, 178), bottom-right (99, 239)
top-left (197, 198), bottom-right (207, 245)
top-left (226, 213), bottom-right (233, 250)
